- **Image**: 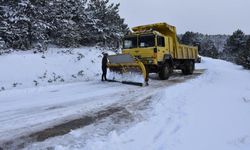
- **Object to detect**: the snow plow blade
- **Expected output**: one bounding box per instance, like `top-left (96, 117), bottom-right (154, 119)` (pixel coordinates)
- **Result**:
top-left (107, 54), bottom-right (147, 86)
top-left (106, 80), bottom-right (144, 86)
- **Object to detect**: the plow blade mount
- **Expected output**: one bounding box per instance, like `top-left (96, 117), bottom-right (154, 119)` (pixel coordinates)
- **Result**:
top-left (107, 54), bottom-right (147, 86)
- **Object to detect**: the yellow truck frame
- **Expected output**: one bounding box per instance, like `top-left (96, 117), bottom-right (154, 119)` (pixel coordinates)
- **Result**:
top-left (122, 22), bottom-right (198, 80)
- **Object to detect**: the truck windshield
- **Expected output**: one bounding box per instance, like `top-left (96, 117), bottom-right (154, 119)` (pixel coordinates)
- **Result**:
top-left (123, 36), bottom-right (137, 49)
top-left (139, 35), bottom-right (155, 48)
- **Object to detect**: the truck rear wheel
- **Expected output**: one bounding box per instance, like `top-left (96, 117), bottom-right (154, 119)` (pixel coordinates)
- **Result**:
top-left (182, 60), bottom-right (194, 75)
top-left (159, 63), bottom-right (171, 80)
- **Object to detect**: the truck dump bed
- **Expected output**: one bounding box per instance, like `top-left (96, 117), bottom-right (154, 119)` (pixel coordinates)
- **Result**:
top-left (132, 22), bottom-right (198, 60)
top-left (177, 44), bottom-right (198, 60)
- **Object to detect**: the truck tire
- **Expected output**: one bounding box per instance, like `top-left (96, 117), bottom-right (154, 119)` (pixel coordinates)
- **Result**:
top-left (159, 63), bottom-right (171, 80)
top-left (182, 60), bottom-right (194, 75)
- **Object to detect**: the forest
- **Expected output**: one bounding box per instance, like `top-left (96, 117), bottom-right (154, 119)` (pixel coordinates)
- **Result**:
top-left (0, 0), bottom-right (249, 69)
top-left (0, 0), bottom-right (129, 50)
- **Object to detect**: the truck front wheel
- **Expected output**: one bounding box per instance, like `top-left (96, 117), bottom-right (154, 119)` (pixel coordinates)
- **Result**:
top-left (182, 60), bottom-right (194, 75)
top-left (159, 63), bottom-right (171, 80)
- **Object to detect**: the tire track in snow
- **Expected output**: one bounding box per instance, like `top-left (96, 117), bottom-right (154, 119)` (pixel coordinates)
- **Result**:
top-left (0, 70), bottom-right (204, 150)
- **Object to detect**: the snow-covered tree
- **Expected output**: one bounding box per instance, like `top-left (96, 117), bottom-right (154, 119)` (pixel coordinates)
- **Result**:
top-left (223, 29), bottom-right (247, 62)
top-left (236, 37), bottom-right (250, 69)
top-left (200, 39), bottom-right (219, 59)
top-left (0, 4), bottom-right (7, 49)
top-left (0, 0), bottom-right (33, 50)
top-left (180, 31), bottom-right (198, 46)
top-left (86, 0), bottom-right (128, 48)
top-left (180, 31), bottom-right (219, 58)
top-left (221, 30), bottom-right (250, 69)
top-left (46, 0), bottom-right (83, 47)
top-left (0, 0), bottom-right (128, 50)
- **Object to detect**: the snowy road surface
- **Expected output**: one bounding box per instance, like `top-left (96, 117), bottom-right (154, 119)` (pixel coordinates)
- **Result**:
top-left (0, 67), bottom-right (202, 148)
top-left (1, 57), bottom-right (250, 150)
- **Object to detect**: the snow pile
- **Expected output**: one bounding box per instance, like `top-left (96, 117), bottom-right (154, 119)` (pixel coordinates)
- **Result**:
top-left (108, 71), bottom-right (145, 83)
top-left (0, 47), bottom-right (108, 91)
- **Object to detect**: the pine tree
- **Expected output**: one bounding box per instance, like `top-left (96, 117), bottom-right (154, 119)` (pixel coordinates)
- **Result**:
top-left (86, 0), bottom-right (128, 48)
top-left (246, 38), bottom-right (250, 68)
top-left (86, 0), bottom-right (109, 44)
top-left (47, 0), bottom-right (84, 47)
top-left (0, 0), bottom-right (128, 50)
top-left (28, 0), bottom-right (52, 50)
top-left (105, 3), bottom-right (129, 48)
top-left (7, 0), bottom-right (32, 49)
top-left (0, 3), bottom-right (7, 49)
top-left (0, 1), bottom-right (13, 49)
top-left (237, 37), bottom-right (250, 69)
top-left (224, 29), bottom-right (247, 62)
top-left (200, 39), bottom-right (219, 59)
top-left (181, 31), bottom-right (198, 46)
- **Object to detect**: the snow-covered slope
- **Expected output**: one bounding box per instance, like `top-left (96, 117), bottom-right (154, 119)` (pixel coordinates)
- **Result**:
top-left (0, 47), bottom-right (109, 91)
top-left (20, 57), bottom-right (250, 150)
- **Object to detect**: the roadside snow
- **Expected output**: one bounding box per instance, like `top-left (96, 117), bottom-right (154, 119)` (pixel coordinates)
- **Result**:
top-left (0, 47), bottom-right (111, 91)
top-left (0, 47), bottom-right (120, 144)
top-left (27, 57), bottom-right (250, 150)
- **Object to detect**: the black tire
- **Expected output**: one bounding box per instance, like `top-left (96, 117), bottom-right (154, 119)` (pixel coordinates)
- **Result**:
top-left (182, 60), bottom-right (194, 75)
top-left (159, 63), bottom-right (171, 80)
top-left (196, 57), bottom-right (201, 63)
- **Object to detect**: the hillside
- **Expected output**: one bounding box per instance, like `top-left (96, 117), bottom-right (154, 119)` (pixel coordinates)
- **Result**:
top-left (0, 47), bottom-right (112, 92)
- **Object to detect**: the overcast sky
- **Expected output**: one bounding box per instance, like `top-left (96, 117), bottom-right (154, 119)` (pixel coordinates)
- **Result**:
top-left (110, 0), bottom-right (250, 34)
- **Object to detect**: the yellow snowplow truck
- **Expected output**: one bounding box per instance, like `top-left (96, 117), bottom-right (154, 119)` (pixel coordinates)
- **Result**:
top-left (107, 22), bottom-right (198, 86)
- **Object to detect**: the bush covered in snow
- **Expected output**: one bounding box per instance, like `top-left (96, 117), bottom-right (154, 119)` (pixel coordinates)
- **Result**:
top-left (0, 0), bottom-right (129, 50)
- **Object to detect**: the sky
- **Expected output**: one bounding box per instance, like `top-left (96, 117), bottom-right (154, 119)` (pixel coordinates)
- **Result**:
top-left (110, 0), bottom-right (250, 35)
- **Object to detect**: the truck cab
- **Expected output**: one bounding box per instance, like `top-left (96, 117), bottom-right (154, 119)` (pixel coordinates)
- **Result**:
top-left (122, 32), bottom-right (157, 65)
top-left (122, 31), bottom-right (175, 74)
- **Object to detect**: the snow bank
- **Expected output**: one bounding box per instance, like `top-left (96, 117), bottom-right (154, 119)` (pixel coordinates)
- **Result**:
top-left (0, 47), bottom-right (110, 91)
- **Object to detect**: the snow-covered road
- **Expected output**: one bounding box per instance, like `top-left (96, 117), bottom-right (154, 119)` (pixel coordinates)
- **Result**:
top-left (0, 67), bottom-right (202, 149)
top-left (1, 57), bottom-right (250, 150)
top-left (0, 81), bottom-right (133, 142)
top-left (76, 58), bottom-right (250, 150)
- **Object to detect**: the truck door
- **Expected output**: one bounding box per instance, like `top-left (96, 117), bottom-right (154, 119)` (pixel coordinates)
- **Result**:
top-left (157, 35), bottom-right (166, 61)
top-left (167, 37), bottom-right (174, 57)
